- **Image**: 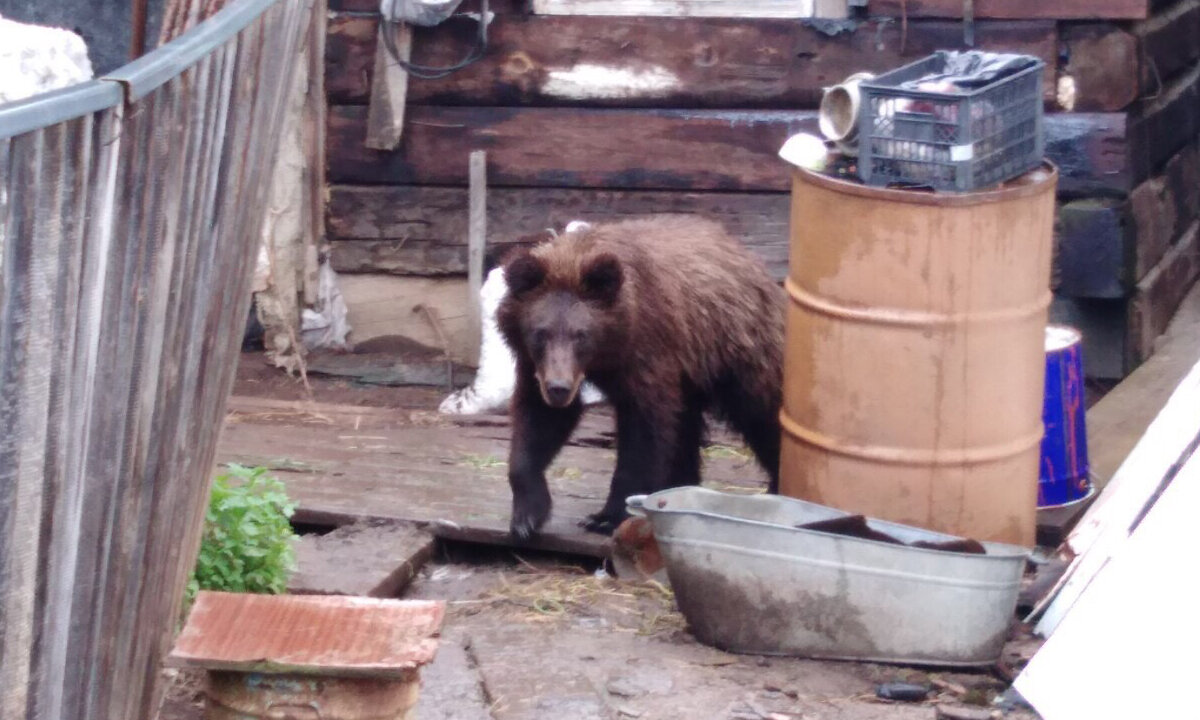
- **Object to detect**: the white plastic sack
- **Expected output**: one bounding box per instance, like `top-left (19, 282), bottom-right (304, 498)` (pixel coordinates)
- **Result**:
top-left (0, 14), bottom-right (93, 104)
top-left (300, 261), bottom-right (352, 351)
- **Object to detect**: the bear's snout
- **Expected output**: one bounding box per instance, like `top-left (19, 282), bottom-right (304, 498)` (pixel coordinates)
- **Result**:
top-left (537, 343), bottom-right (583, 408)
top-left (543, 380), bottom-right (576, 408)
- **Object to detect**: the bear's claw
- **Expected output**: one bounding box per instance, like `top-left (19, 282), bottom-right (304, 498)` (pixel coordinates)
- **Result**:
top-left (579, 510), bottom-right (627, 536)
top-left (510, 491), bottom-right (551, 540)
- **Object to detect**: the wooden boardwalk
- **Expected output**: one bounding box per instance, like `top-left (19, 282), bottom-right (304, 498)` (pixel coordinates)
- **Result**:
top-left (216, 396), bottom-right (769, 557)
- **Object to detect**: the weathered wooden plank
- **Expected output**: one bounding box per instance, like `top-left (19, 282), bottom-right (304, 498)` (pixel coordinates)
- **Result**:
top-left (327, 105), bottom-right (818, 190)
top-left (218, 394), bottom-right (769, 559)
top-left (1134, 0), bottom-right (1200, 92)
top-left (1054, 198), bottom-right (1132, 298)
top-left (329, 0), bottom-right (522, 13)
top-left (326, 185), bottom-right (791, 278)
top-left (1164, 140), bottom-right (1200, 239)
top-left (363, 22), bottom-right (412, 150)
top-left (868, 0), bottom-right (1148, 19)
top-left (329, 105), bottom-right (1126, 195)
top-left (530, 0), bottom-right (818, 17)
top-left (1043, 112), bottom-right (1130, 198)
top-left (1129, 220), bottom-right (1200, 361)
top-left (467, 150), bottom-right (487, 364)
top-left (1127, 141), bottom-right (1198, 283)
top-left (1129, 176), bottom-right (1175, 282)
top-left (1128, 62), bottom-right (1200, 183)
top-left (326, 14), bottom-right (1057, 107)
top-left (1062, 23), bottom-right (1139, 112)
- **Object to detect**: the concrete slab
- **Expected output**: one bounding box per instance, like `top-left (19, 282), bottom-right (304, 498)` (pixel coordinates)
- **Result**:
top-left (289, 520), bottom-right (436, 598)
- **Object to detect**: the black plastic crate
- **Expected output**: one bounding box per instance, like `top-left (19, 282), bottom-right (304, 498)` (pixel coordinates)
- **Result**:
top-left (857, 52), bottom-right (1045, 192)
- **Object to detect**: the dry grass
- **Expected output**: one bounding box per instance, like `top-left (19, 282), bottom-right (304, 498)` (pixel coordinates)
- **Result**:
top-left (700, 443), bottom-right (753, 461)
top-left (226, 408), bottom-right (335, 425)
top-left (473, 560), bottom-right (685, 636)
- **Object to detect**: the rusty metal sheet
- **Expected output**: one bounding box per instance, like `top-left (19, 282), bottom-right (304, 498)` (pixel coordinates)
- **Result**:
top-left (169, 592), bottom-right (446, 677)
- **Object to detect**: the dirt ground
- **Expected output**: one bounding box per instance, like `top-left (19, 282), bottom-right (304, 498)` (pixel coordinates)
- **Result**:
top-left (158, 353), bottom-right (1045, 720)
top-left (160, 546), bottom-right (1042, 720)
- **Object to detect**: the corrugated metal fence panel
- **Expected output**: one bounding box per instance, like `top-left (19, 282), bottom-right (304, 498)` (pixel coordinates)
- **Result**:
top-left (0, 0), bottom-right (314, 718)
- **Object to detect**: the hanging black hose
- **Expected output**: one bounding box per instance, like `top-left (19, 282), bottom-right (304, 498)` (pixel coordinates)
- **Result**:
top-left (381, 0), bottom-right (489, 80)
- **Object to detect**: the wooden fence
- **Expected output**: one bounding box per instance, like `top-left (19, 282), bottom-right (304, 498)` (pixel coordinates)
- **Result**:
top-left (0, 0), bottom-right (313, 717)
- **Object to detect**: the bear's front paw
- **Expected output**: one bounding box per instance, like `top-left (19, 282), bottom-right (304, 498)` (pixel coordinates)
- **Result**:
top-left (510, 490), bottom-right (551, 540)
top-left (579, 509), bottom-right (628, 536)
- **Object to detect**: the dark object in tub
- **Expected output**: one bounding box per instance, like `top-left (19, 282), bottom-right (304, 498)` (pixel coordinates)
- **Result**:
top-left (796, 515), bottom-right (906, 545)
top-left (797, 515), bottom-right (986, 554)
top-left (911, 538), bottom-right (987, 555)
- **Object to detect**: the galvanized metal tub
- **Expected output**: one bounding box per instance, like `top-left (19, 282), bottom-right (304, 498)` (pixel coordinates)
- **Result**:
top-left (628, 487), bottom-right (1028, 666)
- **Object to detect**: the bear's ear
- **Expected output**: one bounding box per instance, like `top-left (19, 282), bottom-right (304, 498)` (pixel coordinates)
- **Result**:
top-left (581, 253), bottom-right (623, 305)
top-left (505, 252), bottom-right (546, 299)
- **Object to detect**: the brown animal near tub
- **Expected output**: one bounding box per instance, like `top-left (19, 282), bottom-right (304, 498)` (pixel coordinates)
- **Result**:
top-left (607, 516), bottom-right (668, 584)
top-left (496, 215), bottom-right (786, 538)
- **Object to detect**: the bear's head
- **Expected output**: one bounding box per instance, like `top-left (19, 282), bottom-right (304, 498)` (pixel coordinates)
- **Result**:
top-left (497, 248), bottom-right (626, 408)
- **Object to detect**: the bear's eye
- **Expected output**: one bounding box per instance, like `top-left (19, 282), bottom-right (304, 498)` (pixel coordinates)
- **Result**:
top-left (570, 329), bottom-right (587, 343)
top-left (532, 328), bottom-right (550, 346)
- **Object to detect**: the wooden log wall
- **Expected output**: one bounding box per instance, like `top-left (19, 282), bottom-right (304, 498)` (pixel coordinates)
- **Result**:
top-left (323, 0), bottom-right (1200, 379)
top-left (1048, 0), bottom-right (1200, 378)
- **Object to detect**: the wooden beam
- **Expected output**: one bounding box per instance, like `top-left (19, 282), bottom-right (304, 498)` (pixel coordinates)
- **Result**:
top-left (1128, 62), bottom-right (1200, 183)
top-left (1043, 112), bottom-right (1131, 198)
top-left (868, 0), bottom-right (1147, 19)
top-left (1062, 24), bottom-right (1139, 112)
top-left (1084, 280), bottom-right (1200, 487)
top-left (1129, 221), bottom-right (1200, 362)
top-left (529, 0), bottom-right (818, 17)
top-left (1134, 0), bottom-right (1200, 94)
top-left (328, 105), bottom-right (1128, 197)
top-left (326, 185), bottom-right (792, 278)
top-left (327, 105), bottom-right (819, 191)
top-left (326, 14), bottom-right (1058, 108)
top-left (467, 151), bottom-right (487, 364)
top-left (364, 22), bottom-right (412, 150)
top-left (1053, 198), bottom-right (1132, 299)
top-left (329, 0), bottom-right (522, 13)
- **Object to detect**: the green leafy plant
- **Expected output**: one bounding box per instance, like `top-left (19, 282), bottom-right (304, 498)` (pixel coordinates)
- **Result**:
top-left (185, 464), bottom-right (298, 605)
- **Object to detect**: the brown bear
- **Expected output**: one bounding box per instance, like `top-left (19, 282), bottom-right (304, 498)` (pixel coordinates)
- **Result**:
top-left (496, 215), bottom-right (785, 538)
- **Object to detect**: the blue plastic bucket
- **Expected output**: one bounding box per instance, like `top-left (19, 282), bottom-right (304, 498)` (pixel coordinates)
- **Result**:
top-left (1038, 325), bottom-right (1092, 508)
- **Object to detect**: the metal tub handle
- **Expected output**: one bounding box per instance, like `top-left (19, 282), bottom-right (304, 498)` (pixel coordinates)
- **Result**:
top-left (625, 494), bottom-right (649, 518)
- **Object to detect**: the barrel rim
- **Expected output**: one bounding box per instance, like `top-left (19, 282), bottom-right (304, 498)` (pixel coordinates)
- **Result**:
top-left (792, 161), bottom-right (1058, 207)
top-left (779, 412), bottom-right (1046, 466)
top-left (786, 277), bottom-right (1053, 327)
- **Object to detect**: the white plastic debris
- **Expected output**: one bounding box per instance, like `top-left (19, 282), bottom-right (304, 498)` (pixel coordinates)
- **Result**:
top-left (300, 260), bottom-right (352, 350)
top-left (778, 133), bottom-right (830, 172)
top-left (0, 14), bottom-right (93, 104)
top-left (439, 261), bottom-right (605, 415)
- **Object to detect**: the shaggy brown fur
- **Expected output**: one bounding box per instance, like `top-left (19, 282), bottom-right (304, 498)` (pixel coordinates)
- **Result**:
top-left (496, 215), bottom-right (785, 538)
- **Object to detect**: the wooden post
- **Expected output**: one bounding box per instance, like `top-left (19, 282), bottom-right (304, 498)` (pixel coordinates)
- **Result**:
top-left (814, 0), bottom-right (850, 18)
top-left (467, 151), bottom-right (487, 366)
top-left (365, 22), bottom-right (413, 150)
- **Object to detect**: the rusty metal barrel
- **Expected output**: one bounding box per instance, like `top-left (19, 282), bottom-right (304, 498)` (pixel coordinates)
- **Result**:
top-left (779, 164), bottom-right (1058, 547)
